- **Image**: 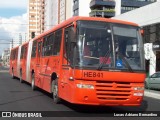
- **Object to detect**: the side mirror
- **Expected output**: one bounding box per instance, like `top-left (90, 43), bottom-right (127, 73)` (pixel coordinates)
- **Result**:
top-left (140, 29), bottom-right (144, 36)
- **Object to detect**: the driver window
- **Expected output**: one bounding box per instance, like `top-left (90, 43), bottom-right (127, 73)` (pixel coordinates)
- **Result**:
top-left (64, 25), bottom-right (75, 65)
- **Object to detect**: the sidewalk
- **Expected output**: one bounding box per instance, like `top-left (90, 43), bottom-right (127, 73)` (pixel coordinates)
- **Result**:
top-left (0, 70), bottom-right (9, 73)
top-left (144, 89), bottom-right (160, 100)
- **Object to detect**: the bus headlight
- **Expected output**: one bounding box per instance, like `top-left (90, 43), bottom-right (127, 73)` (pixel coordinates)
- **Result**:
top-left (133, 93), bottom-right (143, 96)
top-left (76, 84), bottom-right (94, 89)
top-left (133, 87), bottom-right (144, 91)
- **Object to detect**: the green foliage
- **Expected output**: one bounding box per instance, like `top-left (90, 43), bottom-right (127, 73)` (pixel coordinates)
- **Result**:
top-left (91, 9), bottom-right (115, 13)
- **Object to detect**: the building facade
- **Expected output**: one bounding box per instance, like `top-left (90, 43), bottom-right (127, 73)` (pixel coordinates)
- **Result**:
top-left (28, 0), bottom-right (45, 40)
top-left (89, 0), bottom-right (156, 18)
top-left (45, 0), bottom-right (58, 31)
top-left (59, 0), bottom-right (73, 23)
top-left (73, 0), bottom-right (92, 16)
top-left (120, 0), bottom-right (156, 14)
top-left (44, 0), bottom-right (73, 31)
top-left (44, 0), bottom-right (156, 32)
top-left (34, 0), bottom-right (157, 33)
top-left (89, 0), bottom-right (115, 18)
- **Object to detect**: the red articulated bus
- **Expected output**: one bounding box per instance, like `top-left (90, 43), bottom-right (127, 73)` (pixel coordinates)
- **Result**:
top-left (10, 16), bottom-right (146, 106)
top-left (10, 46), bottom-right (20, 78)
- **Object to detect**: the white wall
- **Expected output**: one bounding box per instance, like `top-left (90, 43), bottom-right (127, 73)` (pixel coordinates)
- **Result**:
top-left (79, 0), bottom-right (91, 16)
top-left (115, 0), bottom-right (121, 16)
top-left (45, 0), bottom-right (58, 31)
top-left (66, 0), bottom-right (73, 20)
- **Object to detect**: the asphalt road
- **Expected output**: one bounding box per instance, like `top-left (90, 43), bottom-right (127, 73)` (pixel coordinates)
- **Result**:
top-left (0, 70), bottom-right (160, 120)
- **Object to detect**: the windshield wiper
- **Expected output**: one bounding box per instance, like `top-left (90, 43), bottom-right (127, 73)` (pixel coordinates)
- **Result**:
top-left (97, 49), bottom-right (111, 70)
top-left (117, 52), bottom-right (133, 73)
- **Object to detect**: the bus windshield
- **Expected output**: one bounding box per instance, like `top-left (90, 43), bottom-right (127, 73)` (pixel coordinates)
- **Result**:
top-left (75, 21), bottom-right (145, 71)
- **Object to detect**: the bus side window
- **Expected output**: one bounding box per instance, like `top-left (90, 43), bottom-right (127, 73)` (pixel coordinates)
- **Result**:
top-left (38, 41), bottom-right (42, 57)
top-left (42, 37), bottom-right (47, 56)
top-left (50, 33), bottom-right (55, 56)
top-left (21, 46), bottom-right (24, 59)
top-left (31, 40), bottom-right (37, 58)
top-left (24, 46), bottom-right (28, 59)
top-left (43, 33), bottom-right (55, 56)
top-left (53, 29), bottom-right (62, 55)
top-left (64, 26), bottom-right (75, 64)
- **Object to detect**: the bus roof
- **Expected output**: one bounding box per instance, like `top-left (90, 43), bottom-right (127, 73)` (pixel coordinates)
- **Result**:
top-left (33, 16), bottom-right (139, 41)
top-left (11, 45), bottom-right (19, 51)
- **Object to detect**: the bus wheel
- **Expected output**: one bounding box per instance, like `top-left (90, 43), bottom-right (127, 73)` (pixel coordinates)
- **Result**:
top-left (12, 69), bottom-right (15, 79)
top-left (20, 71), bottom-right (23, 83)
top-left (31, 73), bottom-right (36, 90)
top-left (52, 79), bottom-right (61, 104)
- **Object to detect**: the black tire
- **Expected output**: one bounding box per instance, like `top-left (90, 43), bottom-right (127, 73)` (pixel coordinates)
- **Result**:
top-left (11, 69), bottom-right (15, 79)
top-left (52, 79), bottom-right (61, 104)
top-left (20, 70), bottom-right (23, 83)
top-left (31, 73), bottom-right (36, 90)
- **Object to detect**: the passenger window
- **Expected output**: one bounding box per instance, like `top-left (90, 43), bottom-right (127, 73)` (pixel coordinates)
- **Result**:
top-left (38, 41), bottom-right (42, 57)
top-left (31, 40), bottom-right (37, 58)
top-left (21, 46), bottom-right (24, 59)
top-left (64, 26), bottom-right (75, 64)
top-left (42, 33), bottom-right (55, 56)
top-left (53, 29), bottom-right (62, 55)
top-left (24, 46), bottom-right (28, 59)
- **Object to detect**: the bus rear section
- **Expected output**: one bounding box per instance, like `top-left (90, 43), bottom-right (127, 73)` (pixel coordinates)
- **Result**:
top-left (10, 46), bottom-right (20, 78)
top-left (57, 17), bottom-right (145, 106)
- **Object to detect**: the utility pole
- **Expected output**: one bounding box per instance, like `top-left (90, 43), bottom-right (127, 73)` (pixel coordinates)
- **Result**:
top-left (102, 7), bottom-right (105, 17)
top-left (25, 33), bottom-right (27, 42)
top-left (11, 39), bottom-right (13, 48)
top-left (19, 33), bottom-right (22, 45)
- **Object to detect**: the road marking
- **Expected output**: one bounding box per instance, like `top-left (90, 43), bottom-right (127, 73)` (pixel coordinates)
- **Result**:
top-left (0, 71), bottom-right (9, 73)
top-left (144, 90), bottom-right (160, 100)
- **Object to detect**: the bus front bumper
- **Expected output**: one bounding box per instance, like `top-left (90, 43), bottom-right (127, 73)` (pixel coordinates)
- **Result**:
top-left (70, 80), bottom-right (144, 106)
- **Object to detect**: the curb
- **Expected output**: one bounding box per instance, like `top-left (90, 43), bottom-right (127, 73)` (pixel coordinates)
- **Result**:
top-left (144, 90), bottom-right (160, 100)
top-left (0, 70), bottom-right (9, 73)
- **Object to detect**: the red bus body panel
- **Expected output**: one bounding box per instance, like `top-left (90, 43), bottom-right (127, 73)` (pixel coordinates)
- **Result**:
top-left (58, 69), bottom-right (145, 106)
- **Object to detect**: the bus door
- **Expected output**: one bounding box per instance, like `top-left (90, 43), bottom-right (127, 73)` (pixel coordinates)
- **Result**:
top-left (61, 26), bottom-right (75, 100)
top-left (36, 39), bottom-right (42, 86)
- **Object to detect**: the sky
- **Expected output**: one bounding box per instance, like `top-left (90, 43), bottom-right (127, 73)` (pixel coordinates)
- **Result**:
top-left (0, 0), bottom-right (28, 55)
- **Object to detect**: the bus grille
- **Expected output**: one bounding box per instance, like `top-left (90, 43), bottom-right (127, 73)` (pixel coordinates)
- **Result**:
top-left (95, 81), bottom-right (131, 101)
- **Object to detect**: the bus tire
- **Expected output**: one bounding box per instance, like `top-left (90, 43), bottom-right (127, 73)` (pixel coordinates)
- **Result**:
top-left (12, 69), bottom-right (15, 79)
top-left (52, 79), bottom-right (61, 104)
top-left (20, 70), bottom-right (23, 83)
top-left (31, 73), bottom-right (36, 90)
